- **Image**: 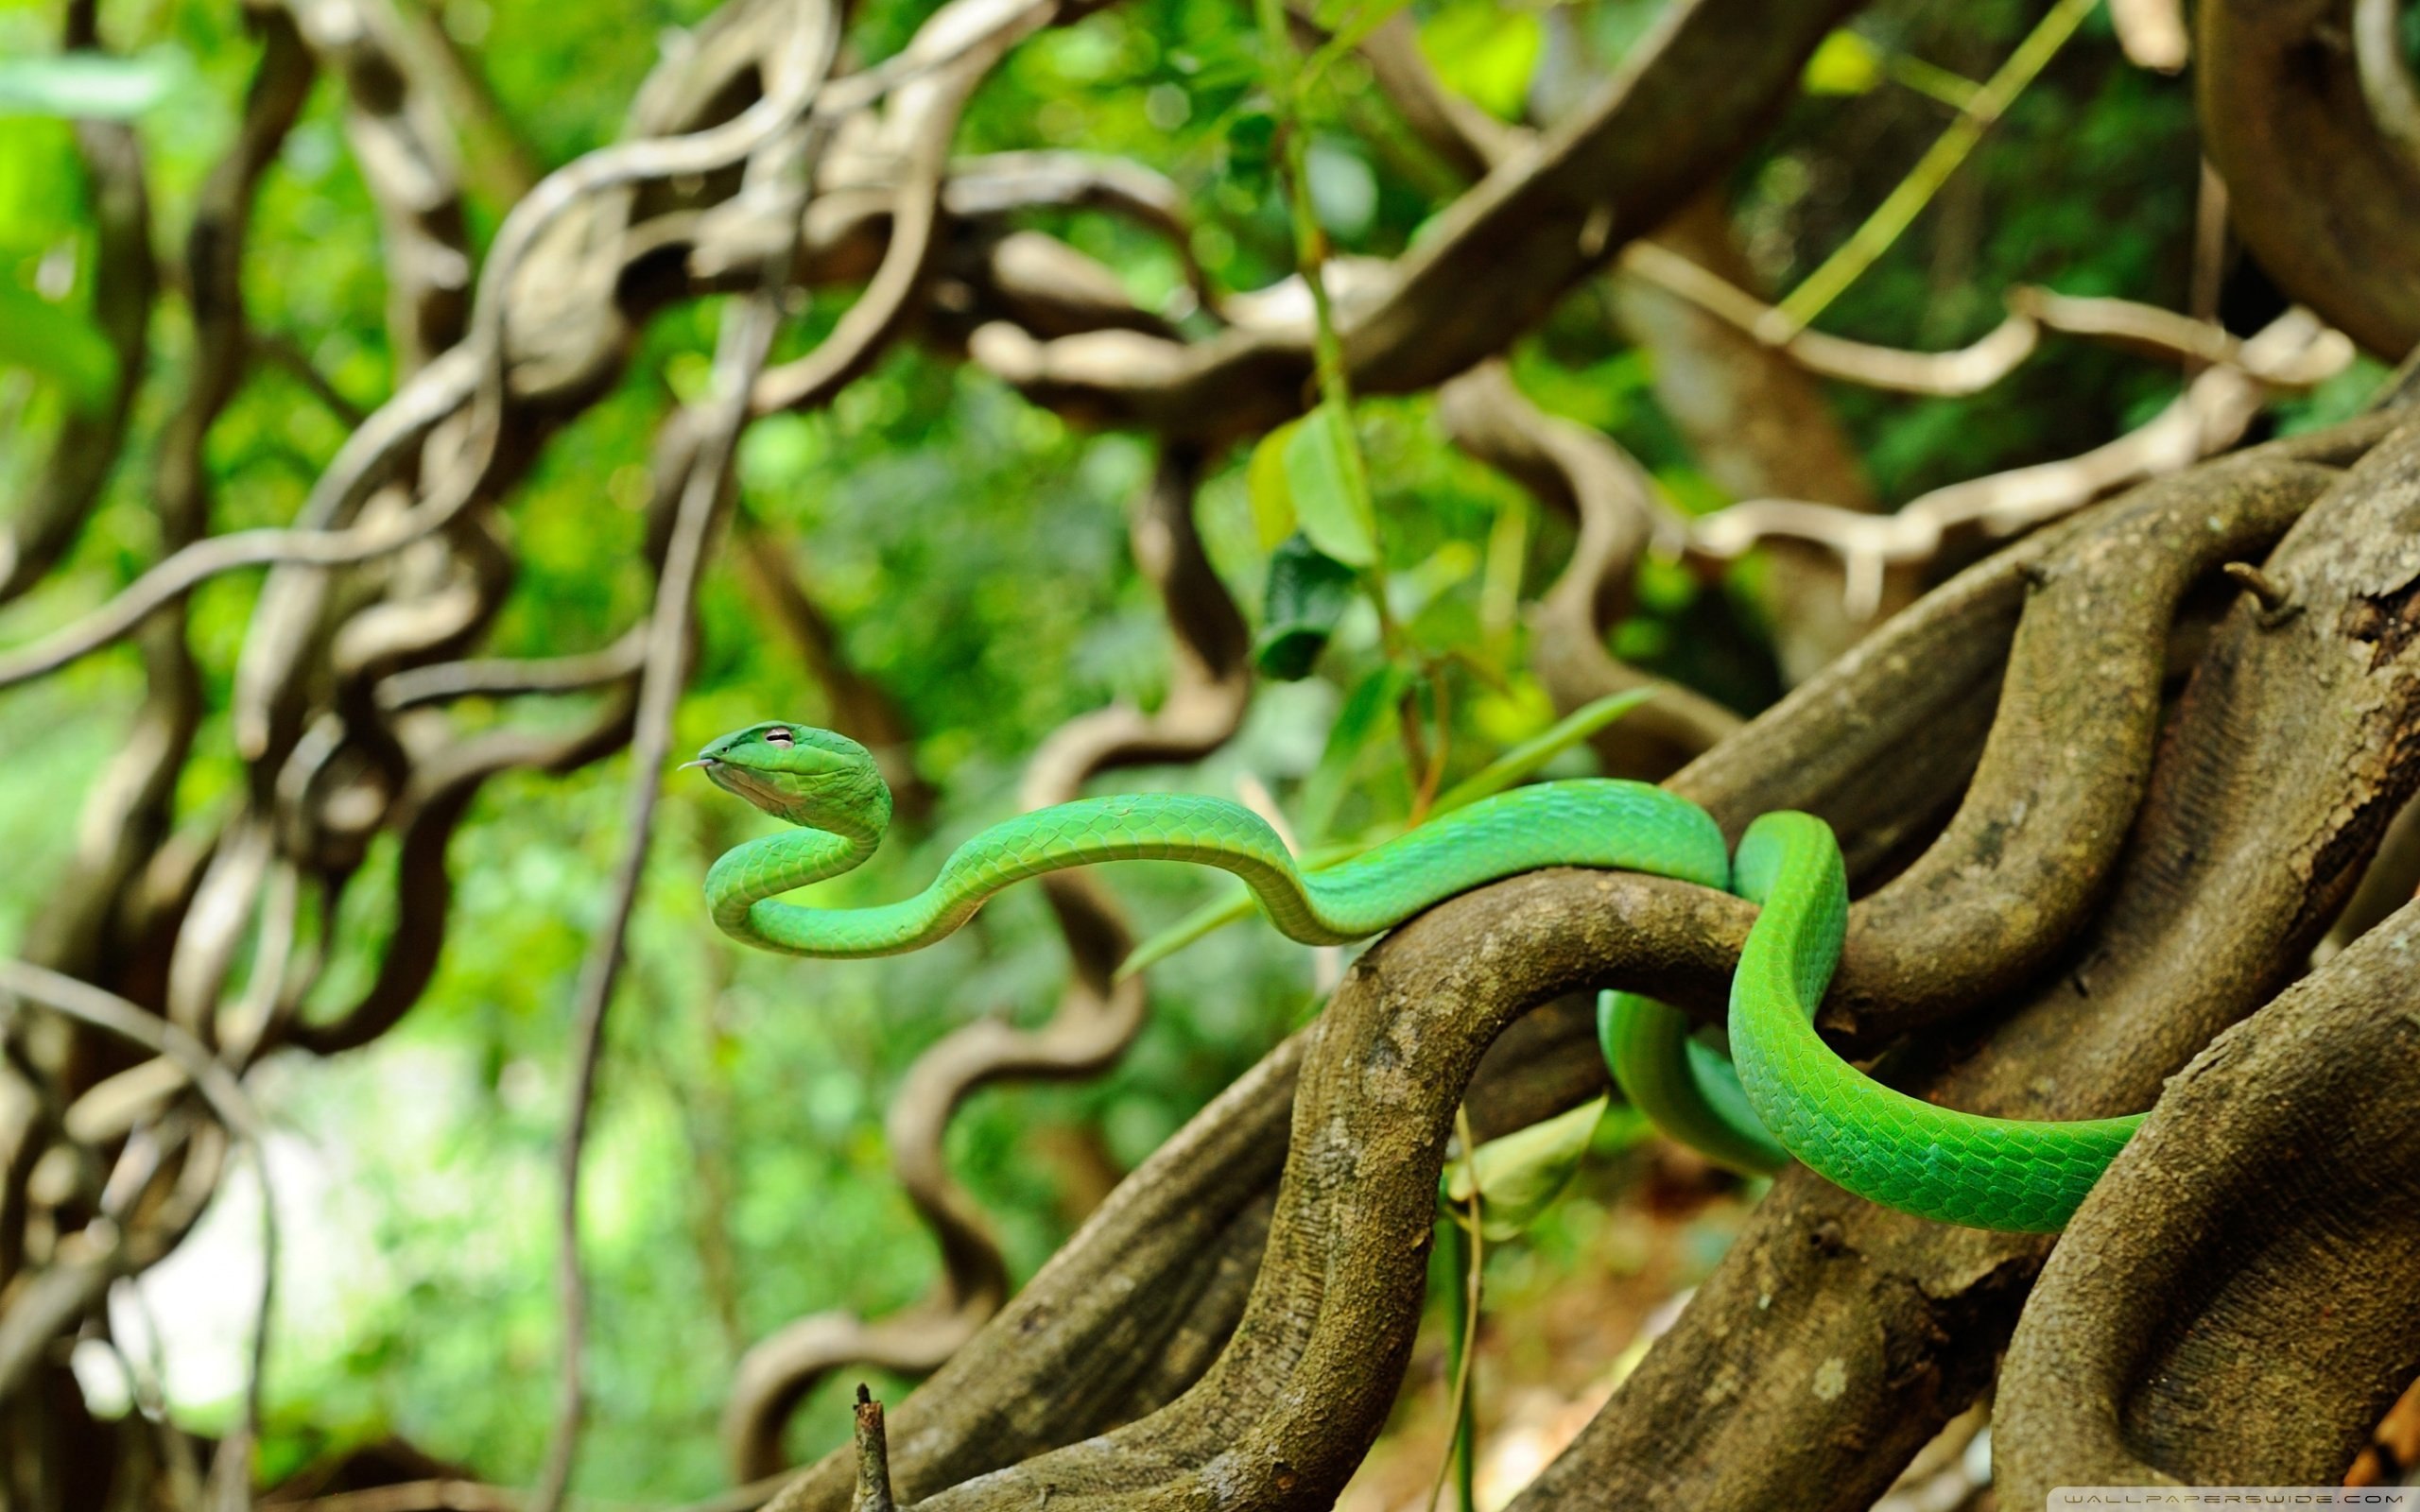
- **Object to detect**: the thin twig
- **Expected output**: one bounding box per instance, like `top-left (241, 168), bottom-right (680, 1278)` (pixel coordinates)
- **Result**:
top-left (376, 629), bottom-right (648, 711)
top-left (1769, 0), bottom-right (2099, 338)
top-left (1253, 0), bottom-right (1397, 662)
top-left (2109, 0), bottom-right (2187, 73)
top-left (2221, 560), bottom-right (2293, 613)
top-left (0, 963), bottom-right (264, 1147)
top-left (2354, 0), bottom-right (2420, 176)
top-left (1409, 665), bottom-right (1451, 825)
top-left (853, 1384), bottom-right (898, 1512)
top-left (111, 1282), bottom-right (206, 1504)
top-left (267, 1481), bottom-right (527, 1512)
top-left (386, 0), bottom-right (546, 202)
top-left (1426, 1106), bottom-right (1484, 1512)
top-left (248, 330), bottom-right (369, 426)
top-left (264, 1472), bottom-right (809, 1512)
top-left (2005, 285), bottom-right (2349, 383)
top-left (1618, 240), bottom-right (2040, 397)
top-left (0, 958), bottom-right (278, 1499)
top-left (1620, 244), bottom-right (2348, 398)
top-left (1678, 309), bottom-right (2346, 618)
top-left (2187, 159), bottom-right (2229, 336)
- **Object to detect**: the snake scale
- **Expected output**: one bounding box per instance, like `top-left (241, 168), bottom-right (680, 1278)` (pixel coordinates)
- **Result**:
top-left (693, 720), bottom-right (2142, 1232)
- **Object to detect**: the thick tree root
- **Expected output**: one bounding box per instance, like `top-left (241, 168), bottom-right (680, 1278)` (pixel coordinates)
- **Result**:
top-left (1996, 894), bottom-right (2420, 1498)
top-left (1511, 414), bottom-right (2420, 1511)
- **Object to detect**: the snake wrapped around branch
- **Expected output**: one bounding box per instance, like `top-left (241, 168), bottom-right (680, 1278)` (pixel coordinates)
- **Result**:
top-left (691, 720), bottom-right (2139, 1233)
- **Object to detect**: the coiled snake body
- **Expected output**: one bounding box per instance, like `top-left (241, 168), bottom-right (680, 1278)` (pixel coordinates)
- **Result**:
top-left (694, 721), bottom-right (2140, 1232)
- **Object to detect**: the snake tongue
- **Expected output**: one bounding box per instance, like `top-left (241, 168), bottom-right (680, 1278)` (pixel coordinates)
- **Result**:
top-left (680, 758), bottom-right (717, 771)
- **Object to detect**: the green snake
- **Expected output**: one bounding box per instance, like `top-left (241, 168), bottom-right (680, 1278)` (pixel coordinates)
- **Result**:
top-left (693, 720), bottom-right (2140, 1232)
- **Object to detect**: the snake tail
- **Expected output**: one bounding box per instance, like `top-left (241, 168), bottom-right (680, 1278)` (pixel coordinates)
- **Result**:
top-left (1720, 812), bottom-right (2141, 1233)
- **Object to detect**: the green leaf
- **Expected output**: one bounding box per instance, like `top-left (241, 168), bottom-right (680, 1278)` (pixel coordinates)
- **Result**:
top-left (0, 280), bottom-right (115, 412)
top-left (1225, 109), bottom-right (1277, 189)
top-left (1416, 2), bottom-right (1542, 123)
top-left (1253, 531), bottom-right (1358, 680)
top-left (0, 119), bottom-right (83, 250)
top-left (1802, 29), bottom-right (1883, 94)
top-left (0, 54), bottom-right (180, 120)
top-left (1246, 420), bottom-right (1301, 549)
top-left (1441, 1097), bottom-right (1606, 1242)
top-left (1251, 626), bottom-right (1328, 681)
top-left (1282, 403), bottom-right (1377, 568)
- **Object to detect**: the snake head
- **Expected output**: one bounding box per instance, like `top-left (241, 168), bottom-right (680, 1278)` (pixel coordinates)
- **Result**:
top-left (686, 722), bottom-right (892, 844)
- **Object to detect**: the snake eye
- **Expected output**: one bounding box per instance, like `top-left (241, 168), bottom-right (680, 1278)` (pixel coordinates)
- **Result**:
top-left (763, 727), bottom-right (794, 747)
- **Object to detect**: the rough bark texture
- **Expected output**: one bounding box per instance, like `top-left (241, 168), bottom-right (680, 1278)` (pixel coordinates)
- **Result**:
top-left (1997, 896), bottom-right (2420, 1501)
top-left (2201, 0), bottom-right (2420, 356)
